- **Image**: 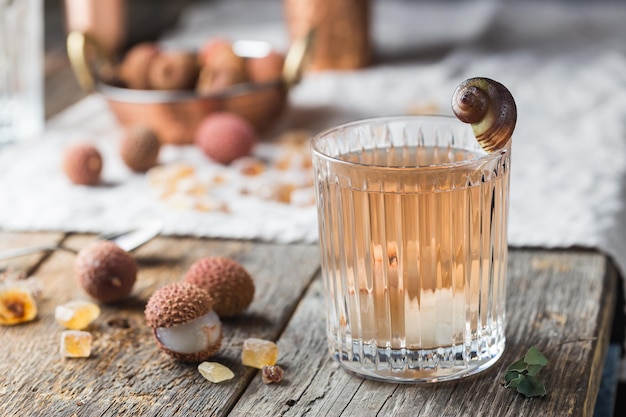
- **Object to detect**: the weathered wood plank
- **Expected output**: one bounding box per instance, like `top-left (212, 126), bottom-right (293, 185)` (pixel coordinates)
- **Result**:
top-left (0, 231), bottom-right (66, 275)
top-left (230, 250), bottom-right (616, 417)
top-left (0, 236), bottom-right (320, 417)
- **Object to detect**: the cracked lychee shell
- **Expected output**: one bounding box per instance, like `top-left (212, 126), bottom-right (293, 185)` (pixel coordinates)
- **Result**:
top-left (62, 143), bottom-right (103, 186)
top-left (120, 126), bottom-right (161, 172)
top-left (74, 241), bottom-right (137, 303)
top-left (182, 256), bottom-right (255, 317)
top-left (145, 282), bottom-right (223, 363)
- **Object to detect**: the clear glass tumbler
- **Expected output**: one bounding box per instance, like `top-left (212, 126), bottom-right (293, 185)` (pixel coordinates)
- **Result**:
top-left (311, 115), bottom-right (511, 382)
top-left (0, 0), bottom-right (44, 146)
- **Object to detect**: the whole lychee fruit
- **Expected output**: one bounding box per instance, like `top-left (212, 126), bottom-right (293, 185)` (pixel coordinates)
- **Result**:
top-left (120, 126), bottom-right (161, 172)
top-left (195, 113), bottom-right (257, 165)
top-left (246, 51), bottom-right (285, 84)
top-left (62, 143), bottom-right (103, 186)
top-left (182, 256), bottom-right (255, 317)
top-left (197, 38), bottom-right (237, 67)
top-left (196, 63), bottom-right (247, 95)
top-left (118, 42), bottom-right (160, 90)
top-left (148, 51), bottom-right (199, 91)
top-left (144, 282), bottom-right (223, 363)
top-left (74, 241), bottom-right (137, 303)
top-left (196, 38), bottom-right (247, 95)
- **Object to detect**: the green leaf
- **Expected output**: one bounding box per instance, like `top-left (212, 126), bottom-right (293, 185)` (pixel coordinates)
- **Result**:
top-left (506, 359), bottom-right (527, 373)
top-left (504, 372), bottom-right (523, 388)
top-left (502, 346), bottom-right (549, 398)
top-left (524, 346), bottom-right (549, 367)
top-left (526, 364), bottom-right (543, 376)
top-left (517, 375), bottom-right (547, 397)
top-left (504, 370), bottom-right (521, 382)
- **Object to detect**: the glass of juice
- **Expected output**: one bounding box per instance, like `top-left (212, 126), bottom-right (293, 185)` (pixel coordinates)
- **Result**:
top-left (311, 115), bottom-right (511, 382)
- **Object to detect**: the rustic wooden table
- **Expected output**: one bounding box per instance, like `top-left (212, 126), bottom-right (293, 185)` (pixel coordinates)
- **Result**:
top-left (0, 232), bottom-right (618, 417)
top-left (0, 5), bottom-right (619, 416)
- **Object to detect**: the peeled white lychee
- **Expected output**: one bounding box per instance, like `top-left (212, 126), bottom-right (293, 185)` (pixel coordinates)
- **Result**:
top-left (144, 282), bottom-right (222, 363)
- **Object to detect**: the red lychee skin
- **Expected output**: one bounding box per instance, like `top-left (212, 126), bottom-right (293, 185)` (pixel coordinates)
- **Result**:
top-left (62, 143), bottom-right (103, 186)
top-left (195, 112), bottom-right (257, 165)
top-left (196, 63), bottom-right (247, 95)
top-left (198, 38), bottom-right (236, 67)
top-left (148, 51), bottom-right (199, 91)
top-left (118, 43), bottom-right (160, 90)
top-left (144, 282), bottom-right (214, 329)
top-left (246, 51), bottom-right (285, 84)
top-left (74, 241), bottom-right (137, 303)
top-left (182, 256), bottom-right (255, 317)
top-left (120, 126), bottom-right (161, 172)
top-left (196, 38), bottom-right (247, 95)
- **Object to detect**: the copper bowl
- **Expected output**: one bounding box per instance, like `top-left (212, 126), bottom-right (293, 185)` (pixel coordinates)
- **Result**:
top-left (67, 32), bottom-right (312, 144)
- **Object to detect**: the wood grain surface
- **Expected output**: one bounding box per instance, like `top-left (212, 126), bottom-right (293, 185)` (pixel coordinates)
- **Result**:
top-left (0, 233), bottom-right (616, 417)
top-left (231, 250), bottom-right (616, 417)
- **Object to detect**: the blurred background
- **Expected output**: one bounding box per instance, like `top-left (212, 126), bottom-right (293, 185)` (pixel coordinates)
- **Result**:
top-left (44, 0), bottom-right (198, 117)
top-left (43, 0), bottom-right (626, 115)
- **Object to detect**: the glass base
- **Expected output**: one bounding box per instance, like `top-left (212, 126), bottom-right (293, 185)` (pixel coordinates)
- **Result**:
top-left (329, 337), bottom-right (505, 383)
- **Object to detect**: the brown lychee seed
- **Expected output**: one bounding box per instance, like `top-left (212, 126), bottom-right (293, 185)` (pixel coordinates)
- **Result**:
top-left (148, 51), bottom-right (199, 91)
top-left (74, 241), bottom-right (137, 303)
top-left (62, 143), bottom-right (103, 186)
top-left (120, 126), bottom-right (161, 172)
top-left (144, 282), bottom-right (223, 363)
top-left (118, 42), bottom-right (160, 90)
top-left (182, 256), bottom-right (254, 317)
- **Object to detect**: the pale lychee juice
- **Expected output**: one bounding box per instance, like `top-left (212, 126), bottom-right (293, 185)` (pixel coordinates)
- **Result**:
top-left (311, 116), bottom-right (510, 382)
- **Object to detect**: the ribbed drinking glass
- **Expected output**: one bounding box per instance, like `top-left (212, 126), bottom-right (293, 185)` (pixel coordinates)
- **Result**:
top-left (312, 115), bottom-right (510, 382)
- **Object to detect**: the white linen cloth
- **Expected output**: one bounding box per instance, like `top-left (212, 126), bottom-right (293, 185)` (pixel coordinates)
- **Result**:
top-left (2, 0), bottom-right (626, 373)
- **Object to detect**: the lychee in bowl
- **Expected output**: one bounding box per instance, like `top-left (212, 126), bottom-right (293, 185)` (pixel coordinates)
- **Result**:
top-left (67, 33), bottom-right (311, 145)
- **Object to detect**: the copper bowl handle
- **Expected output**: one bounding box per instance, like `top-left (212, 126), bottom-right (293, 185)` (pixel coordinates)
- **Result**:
top-left (282, 28), bottom-right (315, 89)
top-left (67, 30), bottom-right (114, 93)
